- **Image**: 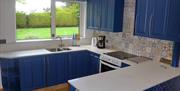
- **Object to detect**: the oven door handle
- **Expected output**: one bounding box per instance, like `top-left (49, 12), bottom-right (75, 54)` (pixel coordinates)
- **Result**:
top-left (101, 61), bottom-right (120, 69)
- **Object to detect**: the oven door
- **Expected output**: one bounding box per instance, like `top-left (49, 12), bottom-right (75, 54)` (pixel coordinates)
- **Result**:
top-left (100, 60), bottom-right (121, 73)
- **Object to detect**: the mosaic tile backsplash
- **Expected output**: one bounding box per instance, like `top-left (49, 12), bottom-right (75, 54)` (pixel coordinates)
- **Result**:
top-left (93, 0), bottom-right (174, 62)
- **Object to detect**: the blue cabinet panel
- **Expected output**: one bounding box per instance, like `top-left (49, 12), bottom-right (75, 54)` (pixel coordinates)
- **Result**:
top-left (0, 59), bottom-right (20, 91)
top-left (87, 0), bottom-right (124, 32)
top-left (19, 56), bottom-right (46, 91)
top-left (46, 53), bottom-right (69, 86)
top-left (135, 0), bottom-right (180, 42)
top-left (68, 51), bottom-right (91, 80)
top-left (166, 0), bottom-right (180, 42)
top-left (149, 0), bottom-right (168, 39)
top-left (134, 0), bottom-right (149, 37)
top-left (87, 0), bottom-right (100, 29)
top-left (89, 52), bottom-right (100, 74)
top-left (145, 76), bottom-right (180, 91)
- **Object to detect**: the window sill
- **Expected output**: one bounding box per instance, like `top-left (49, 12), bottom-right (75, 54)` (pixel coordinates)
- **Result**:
top-left (16, 37), bottom-right (87, 43)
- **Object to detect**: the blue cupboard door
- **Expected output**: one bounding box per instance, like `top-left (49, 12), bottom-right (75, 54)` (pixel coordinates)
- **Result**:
top-left (91, 0), bottom-right (100, 29)
top-left (19, 59), bottom-right (33, 91)
top-left (68, 51), bottom-right (91, 80)
top-left (86, 0), bottom-right (94, 29)
top-left (0, 59), bottom-right (20, 91)
top-left (166, 0), bottom-right (180, 42)
top-left (68, 51), bottom-right (78, 80)
top-left (46, 53), bottom-right (69, 86)
top-left (149, 0), bottom-right (168, 39)
top-left (46, 54), bottom-right (58, 86)
top-left (106, 0), bottom-right (115, 32)
top-left (89, 52), bottom-right (100, 74)
top-left (19, 56), bottom-right (46, 91)
top-left (100, 0), bottom-right (114, 31)
top-left (87, 0), bottom-right (100, 29)
top-left (134, 0), bottom-right (149, 37)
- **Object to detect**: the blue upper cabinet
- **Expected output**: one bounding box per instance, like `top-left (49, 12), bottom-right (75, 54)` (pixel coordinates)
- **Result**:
top-left (165, 0), bottom-right (180, 42)
top-left (149, 0), bottom-right (167, 39)
top-left (87, 0), bottom-right (125, 32)
top-left (86, 0), bottom-right (100, 29)
top-left (134, 0), bottom-right (149, 37)
top-left (135, 0), bottom-right (180, 42)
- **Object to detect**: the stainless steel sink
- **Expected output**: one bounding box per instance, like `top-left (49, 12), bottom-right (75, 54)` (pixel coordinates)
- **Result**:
top-left (46, 47), bottom-right (71, 52)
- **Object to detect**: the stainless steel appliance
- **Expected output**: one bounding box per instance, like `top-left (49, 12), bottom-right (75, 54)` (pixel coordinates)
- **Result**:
top-left (96, 36), bottom-right (106, 49)
top-left (99, 51), bottom-right (152, 73)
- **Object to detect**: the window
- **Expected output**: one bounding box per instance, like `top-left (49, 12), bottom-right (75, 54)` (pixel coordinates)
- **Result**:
top-left (16, 0), bottom-right (83, 40)
top-left (55, 1), bottom-right (80, 38)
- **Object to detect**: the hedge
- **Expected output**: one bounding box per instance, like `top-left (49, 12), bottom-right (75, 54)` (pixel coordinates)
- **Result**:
top-left (28, 12), bottom-right (51, 28)
top-left (16, 11), bottom-right (79, 28)
top-left (56, 10), bottom-right (78, 27)
top-left (16, 12), bottom-right (27, 28)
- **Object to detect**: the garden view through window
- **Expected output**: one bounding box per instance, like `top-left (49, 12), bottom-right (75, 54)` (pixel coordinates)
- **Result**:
top-left (16, 0), bottom-right (80, 40)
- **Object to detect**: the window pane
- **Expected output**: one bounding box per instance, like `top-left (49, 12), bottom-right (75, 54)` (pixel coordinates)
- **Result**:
top-left (16, 0), bottom-right (51, 40)
top-left (55, 1), bottom-right (80, 37)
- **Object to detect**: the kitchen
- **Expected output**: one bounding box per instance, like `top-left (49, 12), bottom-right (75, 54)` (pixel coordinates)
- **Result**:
top-left (0, 0), bottom-right (180, 91)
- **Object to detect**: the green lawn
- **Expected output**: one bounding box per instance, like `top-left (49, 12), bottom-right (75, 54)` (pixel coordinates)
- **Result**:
top-left (16, 27), bottom-right (79, 40)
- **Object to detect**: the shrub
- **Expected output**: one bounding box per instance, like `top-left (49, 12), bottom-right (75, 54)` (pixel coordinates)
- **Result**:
top-left (27, 12), bottom-right (51, 28)
top-left (56, 11), bottom-right (78, 27)
top-left (16, 12), bottom-right (27, 28)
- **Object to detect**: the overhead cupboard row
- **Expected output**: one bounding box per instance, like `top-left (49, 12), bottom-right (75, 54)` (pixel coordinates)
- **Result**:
top-left (86, 0), bottom-right (180, 42)
top-left (86, 0), bottom-right (180, 67)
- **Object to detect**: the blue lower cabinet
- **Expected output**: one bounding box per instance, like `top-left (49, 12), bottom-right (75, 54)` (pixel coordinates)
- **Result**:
top-left (89, 52), bottom-right (100, 74)
top-left (68, 51), bottom-right (92, 80)
top-left (46, 53), bottom-right (69, 86)
top-left (0, 51), bottom-right (101, 91)
top-left (19, 56), bottom-right (46, 91)
top-left (70, 85), bottom-right (76, 91)
top-left (145, 76), bottom-right (180, 91)
top-left (0, 59), bottom-right (20, 91)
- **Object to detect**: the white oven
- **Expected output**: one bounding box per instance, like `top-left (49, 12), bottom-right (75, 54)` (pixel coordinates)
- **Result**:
top-left (99, 54), bottom-right (123, 73)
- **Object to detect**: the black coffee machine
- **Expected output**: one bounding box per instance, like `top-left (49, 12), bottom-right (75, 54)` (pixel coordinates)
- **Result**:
top-left (96, 36), bottom-right (106, 49)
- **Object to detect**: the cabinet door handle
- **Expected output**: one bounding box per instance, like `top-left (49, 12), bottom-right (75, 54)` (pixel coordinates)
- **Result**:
top-left (94, 56), bottom-right (99, 59)
top-left (90, 54), bottom-right (99, 59)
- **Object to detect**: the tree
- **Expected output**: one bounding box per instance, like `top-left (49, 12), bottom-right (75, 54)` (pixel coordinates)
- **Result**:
top-left (16, 0), bottom-right (26, 4)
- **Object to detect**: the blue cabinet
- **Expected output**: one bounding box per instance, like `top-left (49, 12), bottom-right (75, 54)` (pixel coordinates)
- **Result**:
top-left (134, 0), bottom-right (149, 37)
top-left (0, 50), bottom-right (100, 91)
top-left (19, 56), bottom-right (46, 91)
top-left (0, 59), bottom-right (20, 91)
top-left (68, 51), bottom-right (92, 80)
top-left (86, 0), bottom-right (100, 29)
top-left (89, 52), bottom-right (100, 74)
top-left (145, 76), bottom-right (180, 91)
top-left (46, 53), bottom-right (69, 86)
top-left (135, 0), bottom-right (180, 42)
top-left (87, 0), bottom-right (124, 32)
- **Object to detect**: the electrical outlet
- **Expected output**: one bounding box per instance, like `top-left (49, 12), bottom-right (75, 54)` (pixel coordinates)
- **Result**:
top-left (0, 39), bottom-right (6, 44)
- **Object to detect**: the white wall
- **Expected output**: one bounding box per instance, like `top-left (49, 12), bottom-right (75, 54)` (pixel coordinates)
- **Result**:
top-left (0, 0), bottom-right (16, 43)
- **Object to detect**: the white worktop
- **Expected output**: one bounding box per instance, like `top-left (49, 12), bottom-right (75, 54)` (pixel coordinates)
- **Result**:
top-left (0, 45), bottom-right (116, 59)
top-left (69, 61), bottom-right (180, 91)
